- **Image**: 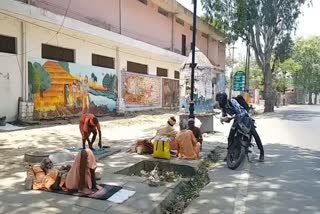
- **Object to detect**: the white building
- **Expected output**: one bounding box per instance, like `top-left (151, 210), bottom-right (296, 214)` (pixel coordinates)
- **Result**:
top-left (0, 0), bottom-right (225, 121)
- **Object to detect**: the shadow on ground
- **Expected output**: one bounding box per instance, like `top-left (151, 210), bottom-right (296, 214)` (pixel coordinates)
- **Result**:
top-left (185, 143), bottom-right (320, 214)
top-left (256, 106), bottom-right (320, 122)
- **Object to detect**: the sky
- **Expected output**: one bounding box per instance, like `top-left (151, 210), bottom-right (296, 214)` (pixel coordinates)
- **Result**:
top-left (178, 0), bottom-right (320, 58)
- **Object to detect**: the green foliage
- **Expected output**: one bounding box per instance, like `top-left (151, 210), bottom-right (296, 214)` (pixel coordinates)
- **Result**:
top-left (28, 62), bottom-right (51, 97)
top-left (102, 73), bottom-right (118, 91)
top-left (201, 0), bottom-right (310, 111)
top-left (28, 62), bottom-right (41, 94)
top-left (58, 61), bottom-right (70, 73)
top-left (292, 36), bottom-right (320, 95)
top-left (89, 88), bottom-right (117, 101)
top-left (33, 62), bottom-right (51, 93)
top-left (235, 61), bottom-right (263, 90)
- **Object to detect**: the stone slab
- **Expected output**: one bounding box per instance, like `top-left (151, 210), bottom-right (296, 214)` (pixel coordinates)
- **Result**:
top-left (179, 113), bottom-right (214, 133)
top-left (75, 197), bottom-right (113, 212)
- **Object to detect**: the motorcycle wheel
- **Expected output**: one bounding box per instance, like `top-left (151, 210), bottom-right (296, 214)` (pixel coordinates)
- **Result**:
top-left (227, 142), bottom-right (246, 170)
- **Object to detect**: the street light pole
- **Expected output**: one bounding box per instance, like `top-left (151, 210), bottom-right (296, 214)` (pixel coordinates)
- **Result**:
top-left (229, 44), bottom-right (236, 98)
top-left (189, 0), bottom-right (197, 119)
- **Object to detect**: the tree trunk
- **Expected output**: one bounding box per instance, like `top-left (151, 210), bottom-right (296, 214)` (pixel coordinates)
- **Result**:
top-left (314, 94), bottom-right (318, 105)
top-left (264, 61), bottom-right (274, 112)
top-left (308, 93), bottom-right (313, 105)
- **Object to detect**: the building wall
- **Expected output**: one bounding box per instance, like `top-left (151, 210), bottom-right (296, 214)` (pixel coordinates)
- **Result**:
top-left (208, 38), bottom-right (219, 65)
top-left (30, 0), bottom-right (223, 66)
top-left (31, 0), bottom-right (121, 33)
top-left (121, 0), bottom-right (172, 50)
top-left (0, 15), bottom-right (22, 122)
top-left (0, 12), bottom-right (182, 120)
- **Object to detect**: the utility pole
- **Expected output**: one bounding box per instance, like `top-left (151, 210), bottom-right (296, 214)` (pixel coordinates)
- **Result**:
top-left (189, 0), bottom-right (197, 119)
top-left (245, 41), bottom-right (251, 90)
top-left (229, 44), bottom-right (236, 98)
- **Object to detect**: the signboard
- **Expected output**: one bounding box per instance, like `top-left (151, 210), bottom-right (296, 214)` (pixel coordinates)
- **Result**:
top-left (233, 71), bottom-right (246, 91)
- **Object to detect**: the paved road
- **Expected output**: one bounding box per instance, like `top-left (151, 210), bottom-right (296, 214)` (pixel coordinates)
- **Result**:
top-left (185, 105), bottom-right (320, 214)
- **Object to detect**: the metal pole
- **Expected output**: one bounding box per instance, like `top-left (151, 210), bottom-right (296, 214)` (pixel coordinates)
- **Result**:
top-left (189, 0), bottom-right (197, 119)
top-left (229, 45), bottom-right (235, 98)
top-left (245, 43), bottom-right (250, 90)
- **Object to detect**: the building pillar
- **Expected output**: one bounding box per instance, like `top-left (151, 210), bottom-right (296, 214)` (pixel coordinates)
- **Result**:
top-left (116, 47), bottom-right (125, 112)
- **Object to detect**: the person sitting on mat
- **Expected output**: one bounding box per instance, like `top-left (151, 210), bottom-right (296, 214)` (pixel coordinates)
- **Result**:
top-left (188, 118), bottom-right (203, 151)
top-left (65, 149), bottom-right (102, 195)
top-left (79, 113), bottom-right (102, 150)
top-left (155, 116), bottom-right (178, 150)
top-left (26, 158), bottom-right (70, 191)
top-left (176, 120), bottom-right (201, 160)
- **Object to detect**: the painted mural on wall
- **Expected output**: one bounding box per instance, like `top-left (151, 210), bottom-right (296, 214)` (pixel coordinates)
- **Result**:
top-left (180, 69), bottom-right (214, 113)
top-left (162, 78), bottom-right (179, 108)
top-left (122, 71), bottom-right (161, 107)
top-left (28, 58), bottom-right (118, 119)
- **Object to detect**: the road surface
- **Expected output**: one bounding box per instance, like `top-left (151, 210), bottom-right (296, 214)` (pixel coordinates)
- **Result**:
top-left (185, 105), bottom-right (320, 214)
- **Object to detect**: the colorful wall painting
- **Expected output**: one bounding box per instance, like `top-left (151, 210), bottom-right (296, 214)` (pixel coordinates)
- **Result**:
top-left (180, 69), bottom-right (215, 113)
top-left (122, 71), bottom-right (161, 108)
top-left (162, 78), bottom-right (180, 108)
top-left (28, 58), bottom-right (118, 119)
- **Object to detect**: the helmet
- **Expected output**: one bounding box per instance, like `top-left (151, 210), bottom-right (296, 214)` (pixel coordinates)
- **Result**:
top-left (215, 92), bottom-right (228, 107)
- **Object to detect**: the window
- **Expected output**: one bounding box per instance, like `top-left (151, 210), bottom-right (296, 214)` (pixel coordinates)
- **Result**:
top-left (158, 7), bottom-right (169, 17)
top-left (181, 34), bottom-right (186, 56)
top-left (92, 54), bottom-right (115, 69)
top-left (156, 67), bottom-right (168, 77)
top-left (42, 44), bottom-right (75, 62)
top-left (127, 61), bottom-right (148, 74)
top-left (0, 35), bottom-right (16, 54)
top-left (174, 71), bottom-right (180, 79)
top-left (176, 17), bottom-right (184, 26)
top-left (202, 32), bottom-right (208, 39)
top-left (138, 0), bottom-right (147, 5)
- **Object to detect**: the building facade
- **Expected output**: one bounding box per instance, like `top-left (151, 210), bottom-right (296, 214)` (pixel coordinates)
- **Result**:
top-left (0, 0), bottom-right (225, 121)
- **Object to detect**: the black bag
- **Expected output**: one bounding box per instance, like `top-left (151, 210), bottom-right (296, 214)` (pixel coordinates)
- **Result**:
top-left (234, 95), bottom-right (250, 112)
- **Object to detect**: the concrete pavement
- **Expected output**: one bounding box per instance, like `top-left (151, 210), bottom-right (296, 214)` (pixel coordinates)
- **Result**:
top-left (0, 112), bottom-right (225, 214)
top-left (185, 105), bottom-right (320, 214)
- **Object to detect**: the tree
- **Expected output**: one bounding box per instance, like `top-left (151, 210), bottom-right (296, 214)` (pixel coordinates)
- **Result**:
top-left (28, 62), bottom-right (41, 101)
top-left (292, 37), bottom-right (320, 105)
top-left (32, 62), bottom-right (51, 98)
top-left (102, 73), bottom-right (118, 91)
top-left (58, 61), bottom-right (70, 73)
top-left (201, 0), bottom-right (310, 112)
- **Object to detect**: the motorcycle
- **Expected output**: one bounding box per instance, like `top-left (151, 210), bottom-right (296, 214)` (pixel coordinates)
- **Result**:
top-left (226, 116), bottom-right (254, 170)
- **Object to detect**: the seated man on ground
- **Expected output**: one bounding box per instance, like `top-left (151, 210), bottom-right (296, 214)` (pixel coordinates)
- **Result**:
top-left (188, 118), bottom-right (203, 151)
top-left (176, 120), bottom-right (201, 160)
top-left (79, 113), bottom-right (102, 150)
top-left (27, 158), bottom-right (70, 191)
top-left (65, 149), bottom-right (102, 195)
top-left (155, 116), bottom-right (178, 150)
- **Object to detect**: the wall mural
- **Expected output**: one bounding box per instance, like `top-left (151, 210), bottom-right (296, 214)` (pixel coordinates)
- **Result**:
top-left (162, 78), bottom-right (179, 108)
top-left (122, 71), bottom-right (161, 107)
top-left (180, 69), bottom-right (214, 113)
top-left (28, 58), bottom-right (118, 119)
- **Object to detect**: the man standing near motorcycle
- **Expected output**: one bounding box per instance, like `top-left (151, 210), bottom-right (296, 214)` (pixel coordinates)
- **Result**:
top-left (215, 92), bottom-right (264, 162)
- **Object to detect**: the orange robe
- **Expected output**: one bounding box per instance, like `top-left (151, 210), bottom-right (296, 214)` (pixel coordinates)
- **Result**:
top-left (65, 149), bottom-right (97, 190)
top-left (79, 113), bottom-right (101, 140)
top-left (30, 166), bottom-right (59, 191)
top-left (176, 130), bottom-right (201, 160)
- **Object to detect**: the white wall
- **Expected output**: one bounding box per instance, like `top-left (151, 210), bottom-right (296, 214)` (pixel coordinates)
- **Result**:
top-left (0, 15), bottom-right (22, 122)
top-left (0, 12), bottom-right (183, 120)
